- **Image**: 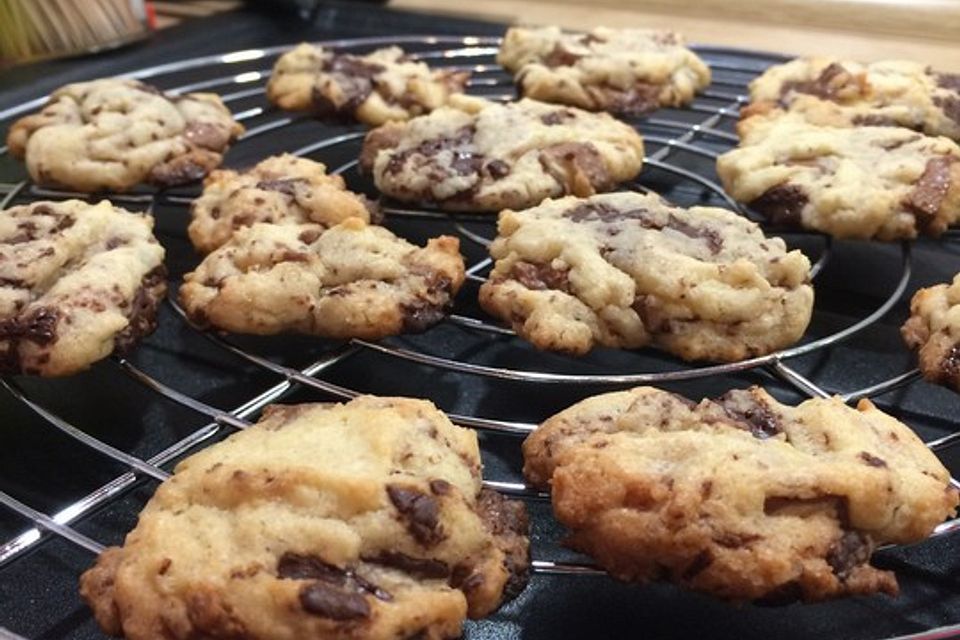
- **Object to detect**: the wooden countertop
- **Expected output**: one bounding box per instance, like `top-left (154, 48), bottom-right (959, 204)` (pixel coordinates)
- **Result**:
top-left (390, 0), bottom-right (960, 71)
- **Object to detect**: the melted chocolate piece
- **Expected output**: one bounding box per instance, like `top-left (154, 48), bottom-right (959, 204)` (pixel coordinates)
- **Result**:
top-left (749, 184), bottom-right (808, 227)
top-left (564, 201), bottom-right (625, 223)
top-left (851, 114), bottom-right (901, 128)
top-left (149, 155), bottom-right (211, 187)
top-left (564, 202), bottom-right (722, 252)
top-left (475, 488), bottom-right (530, 601)
top-left (384, 125), bottom-right (477, 176)
top-left (718, 391), bottom-right (783, 439)
top-left (298, 228), bottom-right (322, 245)
top-left (363, 551), bottom-right (450, 579)
top-left (485, 159), bottom-right (510, 179)
top-left (780, 62), bottom-right (850, 102)
top-left (113, 265), bottom-right (167, 354)
top-left (278, 553), bottom-right (392, 602)
top-left (942, 345), bottom-right (960, 381)
top-left (360, 126), bottom-right (404, 173)
top-left (904, 157), bottom-right (954, 233)
top-left (400, 301), bottom-right (447, 333)
top-left (826, 531), bottom-right (872, 579)
top-left (859, 451), bottom-right (888, 468)
top-left (299, 582), bottom-right (371, 620)
top-left (664, 216), bottom-right (723, 254)
top-left (0, 307), bottom-right (60, 346)
top-left (429, 479), bottom-right (451, 495)
top-left (606, 82), bottom-right (663, 116)
top-left (310, 54), bottom-right (385, 119)
top-left (183, 122), bottom-right (230, 150)
top-left (510, 261), bottom-right (570, 292)
top-left (255, 178), bottom-right (303, 196)
top-left (539, 142), bottom-right (611, 193)
top-left (934, 95), bottom-right (960, 126)
top-left (387, 485), bottom-right (444, 546)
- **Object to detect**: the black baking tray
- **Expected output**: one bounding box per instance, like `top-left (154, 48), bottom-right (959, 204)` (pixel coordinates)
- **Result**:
top-left (2, 4), bottom-right (960, 639)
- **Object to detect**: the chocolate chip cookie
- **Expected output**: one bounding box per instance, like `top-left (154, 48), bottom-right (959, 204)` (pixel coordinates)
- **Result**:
top-left (717, 112), bottom-right (960, 239)
top-left (80, 396), bottom-right (529, 639)
top-left (6, 78), bottom-right (244, 192)
top-left (179, 218), bottom-right (464, 338)
top-left (902, 273), bottom-right (960, 392)
top-left (360, 96), bottom-right (645, 212)
top-left (0, 200), bottom-right (166, 376)
top-left (498, 26), bottom-right (711, 115)
top-left (478, 191), bottom-right (813, 361)
top-left (267, 43), bottom-right (470, 126)
top-left (188, 154), bottom-right (378, 253)
top-left (744, 57), bottom-right (960, 140)
top-left (523, 385), bottom-right (958, 602)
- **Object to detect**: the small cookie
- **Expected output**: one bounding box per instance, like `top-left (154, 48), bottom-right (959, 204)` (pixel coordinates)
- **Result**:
top-left (80, 396), bottom-right (530, 639)
top-left (523, 386), bottom-right (958, 602)
top-left (6, 78), bottom-right (243, 192)
top-left (0, 200), bottom-right (166, 376)
top-left (267, 43), bottom-right (470, 126)
top-left (188, 154), bottom-right (378, 253)
top-left (360, 96), bottom-right (645, 212)
top-left (478, 192), bottom-right (813, 361)
top-left (717, 113), bottom-right (960, 239)
top-left (902, 273), bottom-right (960, 392)
top-left (498, 26), bottom-right (710, 115)
top-left (179, 218), bottom-right (465, 339)
top-left (744, 57), bottom-right (960, 140)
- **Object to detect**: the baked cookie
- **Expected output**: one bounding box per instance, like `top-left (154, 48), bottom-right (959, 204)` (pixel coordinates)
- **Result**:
top-left (498, 26), bottom-right (711, 115)
top-left (267, 43), bottom-right (470, 126)
top-left (360, 96), bottom-right (645, 212)
top-left (80, 396), bottom-right (529, 639)
top-left (0, 200), bottom-right (166, 376)
top-left (523, 386), bottom-right (958, 602)
top-left (179, 218), bottom-right (465, 339)
top-left (717, 113), bottom-right (960, 240)
top-left (188, 154), bottom-right (378, 253)
top-left (744, 57), bottom-right (960, 140)
top-left (902, 273), bottom-right (960, 392)
top-left (477, 191), bottom-right (813, 361)
top-left (6, 78), bottom-right (243, 192)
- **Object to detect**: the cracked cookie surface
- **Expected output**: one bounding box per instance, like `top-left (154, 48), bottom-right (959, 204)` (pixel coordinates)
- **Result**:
top-left (478, 191), bottom-right (812, 361)
top-left (188, 154), bottom-right (377, 253)
top-left (902, 273), bottom-right (960, 392)
top-left (0, 200), bottom-right (166, 376)
top-left (267, 43), bottom-right (470, 126)
top-left (7, 78), bottom-right (243, 192)
top-left (717, 113), bottom-right (960, 239)
top-left (80, 396), bottom-right (529, 640)
top-left (360, 96), bottom-right (645, 212)
top-left (744, 57), bottom-right (960, 140)
top-left (523, 386), bottom-right (957, 602)
top-left (179, 218), bottom-right (464, 339)
top-left (498, 26), bottom-right (710, 115)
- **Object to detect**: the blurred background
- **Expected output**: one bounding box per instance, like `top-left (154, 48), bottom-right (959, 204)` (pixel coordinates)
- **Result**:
top-left (1, 0), bottom-right (958, 70)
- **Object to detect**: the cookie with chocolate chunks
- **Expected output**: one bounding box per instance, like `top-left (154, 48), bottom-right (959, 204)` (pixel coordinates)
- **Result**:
top-left (188, 154), bottom-right (378, 253)
top-left (743, 57), bottom-right (960, 141)
top-left (6, 78), bottom-right (243, 192)
top-left (523, 386), bottom-right (958, 602)
top-left (0, 200), bottom-right (166, 376)
top-left (360, 96), bottom-right (645, 212)
top-left (267, 43), bottom-right (469, 126)
top-left (498, 26), bottom-right (710, 115)
top-left (179, 218), bottom-right (464, 339)
top-left (478, 191), bottom-right (812, 361)
top-left (902, 273), bottom-right (960, 392)
top-left (718, 112), bottom-right (960, 239)
top-left (80, 396), bottom-right (529, 639)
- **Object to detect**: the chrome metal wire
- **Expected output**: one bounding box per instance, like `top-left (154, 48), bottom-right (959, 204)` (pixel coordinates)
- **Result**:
top-left (0, 35), bottom-right (957, 640)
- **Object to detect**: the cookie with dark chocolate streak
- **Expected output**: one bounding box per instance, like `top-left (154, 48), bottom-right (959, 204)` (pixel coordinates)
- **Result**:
top-left (0, 200), bottom-right (166, 376)
top-left (478, 191), bottom-right (813, 361)
top-left (523, 385), bottom-right (957, 602)
top-left (360, 95), bottom-right (644, 212)
top-left (80, 396), bottom-right (529, 639)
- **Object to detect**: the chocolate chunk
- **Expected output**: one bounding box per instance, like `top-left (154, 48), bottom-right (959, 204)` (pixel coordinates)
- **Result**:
top-left (718, 390), bottom-right (783, 439)
top-left (429, 479), bottom-right (451, 495)
top-left (387, 485), bottom-right (444, 546)
top-left (383, 125), bottom-right (478, 177)
top-left (400, 301), bottom-right (447, 334)
top-left (309, 54), bottom-right (385, 119)
top-left (540, 110), bottom-right (573, 126)
top-left (0, 306), bottom-right (60, 346)
top-left (485, 159), bottom-right (510, 179)
top-left (299, 582), bottom-right (371, 620)
top-left (904, 157), bottom-right (955, 233)
top-left (363, 551), bottom-right (450, 579)
top-left (826, 531), bottom-right (872, 579)
top-left (113, 265), bottom-right (167, 353)
top-left (543, 43), bottom-right (582, 68)
top-left (565, 201), bottom-right (626, 223)
top-left (255, 178), bottom-right (303, 196)
top-left (852, 114), bottom-right (900, 127)
top-left (0, 277), bottom-right (26, 288)
top-left (859, 451), bottom-right (888, 468)
top-left (934, 95), bottom-right (960, 126)
top-left (183, 122), bottom-right (230, 150)
top-left (510, 261), bottom-right (570, 292)
top-left (148, 154), bottom-right (211, 187)
top-left (942, 345), bottom-right (960, 380)
top-left (780, 62), bottom-right (851, 102)
top-left (606, 82), bottom-right (663, 116)
top-left (749, 183), bottom-right (808, 227)
top-left (475, 488), bottom-right (529, 601)
top-left (539, 142), bottom-right (612, 195)
top-left (360, 126), bottom-right (404, 173)
top-left (298, 228), bottom-right (322, 244)
top-left (664, 216), bottom-right (723, 253)
top-left (278, 553), bottom-right (391, 601)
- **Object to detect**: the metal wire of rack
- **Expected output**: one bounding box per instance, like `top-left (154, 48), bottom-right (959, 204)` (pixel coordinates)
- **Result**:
top-left (1, 35), bottom-right (959, 639)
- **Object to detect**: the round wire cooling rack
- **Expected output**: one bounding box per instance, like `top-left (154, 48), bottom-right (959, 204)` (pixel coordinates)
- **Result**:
top-left (1, 35), bottom-right (960, 640)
